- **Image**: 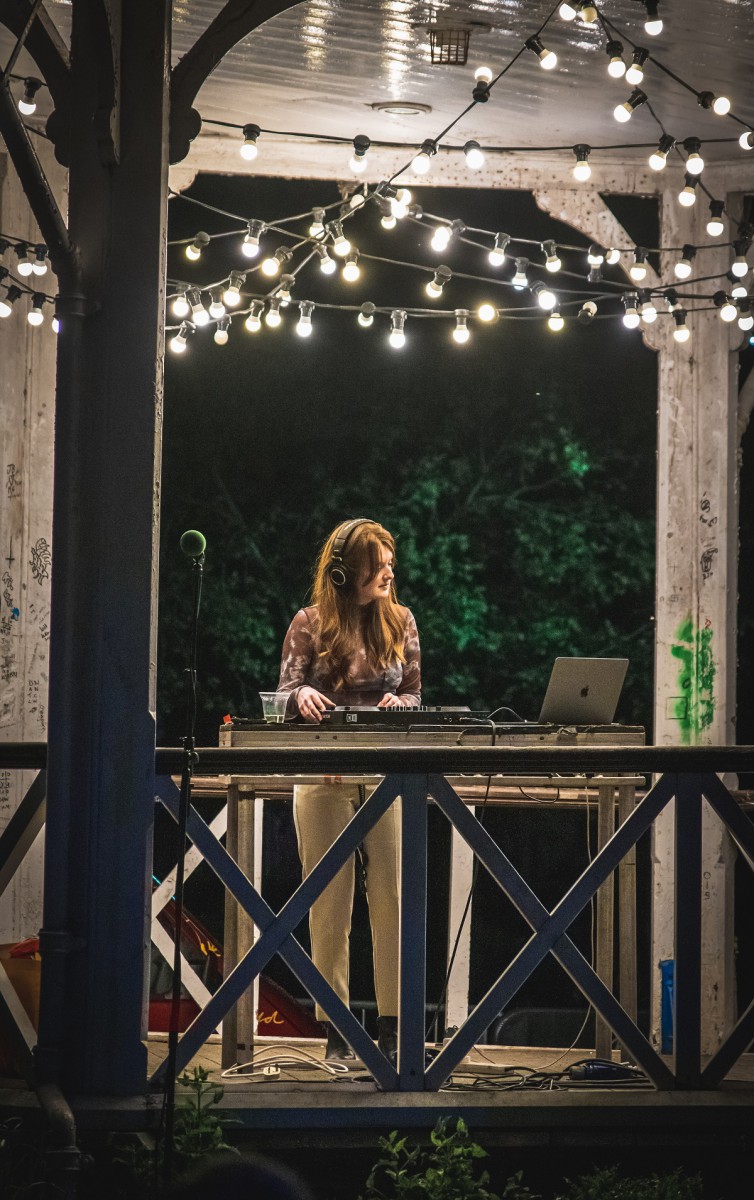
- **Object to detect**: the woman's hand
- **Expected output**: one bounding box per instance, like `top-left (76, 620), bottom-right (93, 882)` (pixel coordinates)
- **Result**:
top-left (378, 693), bottom-right (404, 709)
top-left (297, 686), bottom-right (335, 723)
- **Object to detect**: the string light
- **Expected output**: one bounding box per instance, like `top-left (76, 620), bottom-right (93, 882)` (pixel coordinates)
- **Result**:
top-left (27, 294), bottom-right (45, 326)
top-left (297, 300), bottom-right (315, 337)
top-left (606, 41), bottom-right (626, 79)
top-left (426, 265), bottom-right (452, 298)
top-left (614, 88), bottom-right (647, 122)
top-left (265, 297), bottom-right (283, 327)
top-left (605, 247), bottom-right (621, 265)
top-left (531, 281), bottom-right (557, 310)
top-left (578, 3), bottom-right (598, 24)
top-left (245, 300), bottom-right (264, 332)
top-left (223, 272), bottom-right (246, 306)
top-left (472, 66), bottom-right (493, 102)
top-left (172, 291), bottom-right (190, 318)
top-left (727, 272), bottom-right (747, 298)
top-left (463, 140), bottom-right (485, 170)
top-left (629, 247), bottom-right (648, 282)
top-left (389, 309), bottom-right (407, 348)
top-left (411, 140), bottom-right (436, 175)
top-left (739, 132), bottom-right (754, 151)
top-left (240, 123), bottom-right (261, 160)
top-left (558, 2), bottom-right (578, 19)
top-left (638, 291), bottom-right (657, 323)
top-left (477, 302), bottom-right (497, 322)
top-left (648, 134), bottom-right (675, 170)
top-left (625, 48), bottom-right (649, 87)
top-left (316, 245), bottom-right (337, 274)
top-left (242, 219), bottom-right (265, 258)
top-left (309, 209), bottom-right (326, 238)
top-left (488, 233), bottom-right (510, 267)
top-left (349, 135), bottom-right (370, 174)
top-left (644, 1), bottom-right (663, 36)
top-left (542, 240), bottom-right (562, 272)
top-left (358, 301), bottom-right (375, 328)
top-left (169, 322), bottom-right (191, 353)
top-left (51, 314), bottom-right (60, 334)
top-left (578, 300), bottom-right (597, 324)
top-left (208, 287), bottom-right (226, 319)
top-left (431, 225), bottom-right (452, 252)
top-left (683, 138), bottom-right (704, 174)
top-left (453, 309), bottom-right (470, 343)
top-left (327, 219), bottom-right (351, 256)
top-left (214, 318), bottom-right (230, 345)
top-left (185, 231), bottom-right (210, 261)
top-left (706, 200), bottom-right (725, 237)
top-left (276, 274), bottom-right (294, 306)
top-left (17, 77), bottom-right (42, 116)
top-left (698, 90), bottom-right (731, 116)
top-left (187, 288), bottom-right (209, 326)
top-left (525, 36), bottom-right (557, 70)
top-left (391, 188), bottom-right (413, 219)
top-left (572, 144), bottom-right (592, 181)
top-left (678, 174), bottom-right (699, 207)
top-left (32, 245), bottom-right (48, 276)
top-left (587, 244), bottom-right (605, 267)
top-left (622, 293), bottom-right (641, 328)
top-left (261, 245), bottom-right (292, 276)
top-left (737, 300), bottom-right (754, 331)
top-left (511, 258), bottom-right (529, 289)
top-left (731, 238), bottom-right (750, 278)
top-left (548, 310), bottom-right (564, 331)
top-left (673, 311), bottom-right (690, 342)
top-left (714, 292), bottom-right (738, 322)
top-left (342, 250), bottom-right (361, 282)
top-left (674, 245), bottom-right (696, 279)
top-left (15, 244), bottom-right (33, 276)
top-left (588, 265), bottom-right (602, 284)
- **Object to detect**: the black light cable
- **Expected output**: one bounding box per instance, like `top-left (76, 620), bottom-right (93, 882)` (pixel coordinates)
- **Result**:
top-left (161, 529), bottom-right (206, 1188)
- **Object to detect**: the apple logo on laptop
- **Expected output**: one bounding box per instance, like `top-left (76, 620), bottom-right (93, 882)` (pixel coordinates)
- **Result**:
top-left (580, 686), bottom-right (590, 697)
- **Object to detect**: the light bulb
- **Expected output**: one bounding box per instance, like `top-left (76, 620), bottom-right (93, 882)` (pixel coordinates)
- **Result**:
top-left (558, 1), bottom-right (577, 18)
top-left (242, 220), bottom-right (265, 258)
top-left (224, 272), bottom-right (245, 307)
top-left (674, 246), bottom-right (695, 280)
top-left (639, 296), bottom-right (657, 323)
top-left (588, 244), bottom-right (605, 267)
top-left (474, 66), bottom-right (493, 85)
top-left (52, 316), bottom-right (60, 334)
top-left (317, 245), bottom-right (337, 274)
top-left (172, 293), bottom-right (190, 318)
top-left (309, 209), bottom-right (326, 238)
top-left (706, 201), bottom-right (725, 237)
top-left (684, 139), bottom-right (704, 174)
top-left (731, 280), bottom-right (748, 299)
top-left (607, 41), bottom-right (626, 78)
top-left (572, 144), bottom-right (592, 181)
top-left (732, 257), bottom-right (749, 278)
top-left (297, 301), bottom-right (315, 337)
top-left (453, 310), bottom-right (470, 343)
top-left (358, 302), bottom-right (375, 328)
top-left (349, 134), bottom-right (370, 175)
top-left (240, 123), bottom-right (260, 160)
top-left (187, 289), bottom-right (209, 326)
top-left (739, 132), bottom-right (754, 151)
top-left (185, 231), bottom-right (210, 261)
top-left (277, 274), bottom-right (294, 306)
top-left (512, 258), bottom-right (529, 289)
top-left (214, 320), bottom-right (229, 345)
top-left (614, 89), bottom-right (646, 122)
top-left (477, 302), bottom-right (497, 322)
top-left (719, 299), bottom-right (737, 322)
top-left (18, 77), bottom-right (42, 116)
top-left (0, 286), bottom-right (21, 318)
top-left (32, 246), bottom-right (48, 275)
top-left (265, 298), bottom-right (283, 327)
top-left (532, 283), bottom-right (557, 310)
top-left (16, 246), bottom-right (33, 276)
top-left (343, 252), bottom-right (361, 282)
top-left (605, 247), bottom-right (621, 266)
top-left (27, 298), bottom-right (45, 326)
top-left (673, 312), bottom-right (690, 342)
top-left (644, 1), bottom-right (663, 35)
top-left (738, 305), bottom-right (754, 331)
top-left (245, 302), bottom-right (263, 332)
top-left (349, 154), bottom-right (367, 174)
top-left (411, 150), bottom-right (432, 175)
top-left (464, 140), bottom-right (485, 170)
top-left (208, 289), bottom-right (226, 319)
top-left (381, 212), bottom-right (397, 230)
top-left (525, 36), bottom-right (557, 69)
top-left (630, 248), bottom-right (648, 282)
top-left (678, 178), bottom-right (698, 207)
top-left (350, 190), bottom-right (366, 209)
top-left (649, 134), bottom-right (675, 170)
top-left (543, 241), bottom-right (561, 272)
top-left (548, 311), bottom-right (564, 331)
top-left (327, 220), bottom-right (351, 256)
top-left (262, 256), bottom-right (281, 277)
top-left (622, 294), bottom-right (640, 328)
top-left (431, 226), bottom-right (451, 252)
top-left (712, 95), bottom-right (731, 116)
top-left (426, 265), bottom-right (451, 299)
top-left (170, 324), bottom-right (190, 353)
top-left (389, 310), bottom-right (406, 348)
top-left (579, 2), bottom-right (598, 22)
top-left (489, 233), bottom-right (510, 266)
top-left (578, 300), bottom-right (597, 324)
top-left (625, 49), bottom-right (648, 87)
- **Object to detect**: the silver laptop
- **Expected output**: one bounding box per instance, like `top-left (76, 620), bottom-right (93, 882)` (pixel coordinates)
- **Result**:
top-left (538, 657), bottom-right (628, 724)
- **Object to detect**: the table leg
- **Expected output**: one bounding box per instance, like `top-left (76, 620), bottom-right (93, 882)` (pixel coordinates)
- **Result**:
top-left (445, 814), bottom-right (475, 1037)
top-left (618, 784), bottom-right (638, 1028)
top-left (235, 789), bottom-right (257, 1062)
top-left (221, 783), bottom-right (239, 1069)
top-left (595, 784), bottom-right (615, 1060)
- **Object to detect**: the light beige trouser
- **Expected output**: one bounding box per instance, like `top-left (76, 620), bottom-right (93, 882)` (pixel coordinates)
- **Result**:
top-left (293, 783), bottom-right (400, 1023)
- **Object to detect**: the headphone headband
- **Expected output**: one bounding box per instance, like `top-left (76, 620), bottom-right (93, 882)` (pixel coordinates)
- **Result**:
top-left (328, 518), bottom-right (372, 587)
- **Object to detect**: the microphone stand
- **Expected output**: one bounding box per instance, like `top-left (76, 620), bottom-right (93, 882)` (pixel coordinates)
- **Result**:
top-left (162, 545), bottom-right (203, 1188)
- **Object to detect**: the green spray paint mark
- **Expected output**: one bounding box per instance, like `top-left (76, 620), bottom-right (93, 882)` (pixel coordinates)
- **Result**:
top-left (670, 616), bottom-right (716, 743)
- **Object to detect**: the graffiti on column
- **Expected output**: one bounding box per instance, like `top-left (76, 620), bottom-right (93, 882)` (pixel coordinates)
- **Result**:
top-left (670, 616), bottom-right (715, 744)
top-left (30, 537), bottom-right (51, 584)
top-left (6, 464), bottom-right (21, 500)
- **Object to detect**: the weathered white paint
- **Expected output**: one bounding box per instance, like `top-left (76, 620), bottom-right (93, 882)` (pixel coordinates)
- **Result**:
top-left (0, 146), bottom-right (65, 944)
top-left (445, 817), bottom-right (475, 1035)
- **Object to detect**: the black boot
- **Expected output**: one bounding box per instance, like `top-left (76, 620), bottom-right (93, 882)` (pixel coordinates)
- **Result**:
top-left (377, 1016), bottom-right (398, 1063)
top-left (324, 1023), bottom-right (355, 1061)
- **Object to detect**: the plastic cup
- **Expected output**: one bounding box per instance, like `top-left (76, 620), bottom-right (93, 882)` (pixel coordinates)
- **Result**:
top-left (259, 691), bottom-right (289, 723)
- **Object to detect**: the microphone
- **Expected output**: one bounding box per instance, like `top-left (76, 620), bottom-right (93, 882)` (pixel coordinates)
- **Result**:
top-left (180, 529), bottom-right (206, 559)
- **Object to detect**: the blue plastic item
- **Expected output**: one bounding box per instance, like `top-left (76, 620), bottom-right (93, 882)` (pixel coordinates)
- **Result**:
top-left (660, 958), bottom-right (674, 1053)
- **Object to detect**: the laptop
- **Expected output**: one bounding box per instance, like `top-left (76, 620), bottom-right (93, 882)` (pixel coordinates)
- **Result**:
top-left (538, 657), bottom-right (629, 724)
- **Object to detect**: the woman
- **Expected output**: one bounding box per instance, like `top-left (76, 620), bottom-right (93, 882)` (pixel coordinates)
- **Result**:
top-left (277, 518), bottom-right (421, 1061)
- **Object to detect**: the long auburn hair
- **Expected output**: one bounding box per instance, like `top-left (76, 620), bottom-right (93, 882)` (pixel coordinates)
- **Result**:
top-left (311, 520), bottom-right (407, 690)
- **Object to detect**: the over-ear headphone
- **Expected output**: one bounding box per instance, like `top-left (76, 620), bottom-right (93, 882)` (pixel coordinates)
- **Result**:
top-left (328, 518), bottom-right (371, 587)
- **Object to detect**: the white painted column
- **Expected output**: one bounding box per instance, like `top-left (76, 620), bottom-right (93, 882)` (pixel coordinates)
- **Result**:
top-left (650, 184), bottom-right (739, 1054)
top-left (0, 147), bottom-right (65, 941)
